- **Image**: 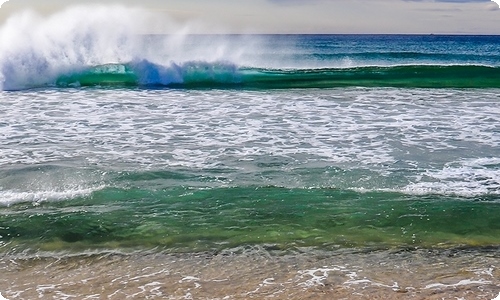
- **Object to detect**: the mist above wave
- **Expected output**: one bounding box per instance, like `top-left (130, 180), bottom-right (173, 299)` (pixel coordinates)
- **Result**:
top-left (0, 4), bottom-right (265, 90)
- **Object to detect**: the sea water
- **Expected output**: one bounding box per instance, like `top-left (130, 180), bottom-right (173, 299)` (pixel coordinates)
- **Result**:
top-left (1, 5), bottom-right (500, 299)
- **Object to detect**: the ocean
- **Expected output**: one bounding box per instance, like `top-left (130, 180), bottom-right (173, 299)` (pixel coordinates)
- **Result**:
top-left (1, 7), bottom-right (500, 299)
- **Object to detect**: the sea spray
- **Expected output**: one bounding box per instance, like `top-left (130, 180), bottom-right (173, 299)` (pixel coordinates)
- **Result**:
top-left (0, 5), bottom-right (147, 89)
top-left (0, 5), bottom-right (264, 90)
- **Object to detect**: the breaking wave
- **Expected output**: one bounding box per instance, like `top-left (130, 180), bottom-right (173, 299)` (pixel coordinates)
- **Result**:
top-left (2, 5), bottom-right (500, 90)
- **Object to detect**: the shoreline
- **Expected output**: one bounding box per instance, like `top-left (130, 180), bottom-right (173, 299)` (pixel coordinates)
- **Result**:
top-left (2, 246), bottom-right (500, 299)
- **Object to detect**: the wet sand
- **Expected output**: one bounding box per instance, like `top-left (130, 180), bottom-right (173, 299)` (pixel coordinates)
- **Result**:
top-left (1, 246), bottom-right (500, 299)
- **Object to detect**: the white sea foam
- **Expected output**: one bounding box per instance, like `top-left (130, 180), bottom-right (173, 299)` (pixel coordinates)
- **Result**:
top-left (1, 87), bottom-right (499, 196)
top-left (403, 158), bottom-right (500, 197)
top-left (297, 267), bottom-right (345, 288)
top-left (296, 265), bottom-right (402, 291)
top-left (0, 186), bottom-right (104, 206)
top-left (0, 162), bottom-right (107, 205)
top-left (424, 279), bottom-right (492, 289)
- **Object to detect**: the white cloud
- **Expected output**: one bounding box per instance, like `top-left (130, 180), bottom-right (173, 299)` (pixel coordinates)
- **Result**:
top-left (0, 0), bottom-right (8, 8)
top-left (487, 0), bottom-right (500, 9)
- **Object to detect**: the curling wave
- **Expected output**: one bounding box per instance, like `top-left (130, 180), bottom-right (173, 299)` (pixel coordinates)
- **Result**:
top-left (52, 62), bottom-right (500, 89)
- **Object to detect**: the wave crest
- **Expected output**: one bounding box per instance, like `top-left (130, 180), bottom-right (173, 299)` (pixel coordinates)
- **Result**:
top-left (0, 5), bottom-right (257, 90)
top-left (0, 5), bottom-right (154, 90)
top-left (55, 63), bottom-right (500, 89)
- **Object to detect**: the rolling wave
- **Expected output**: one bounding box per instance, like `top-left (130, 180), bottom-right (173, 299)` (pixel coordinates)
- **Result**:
top-left (3, 185), bottom-right (500, 252)
top-left (50, 61), bottom-right (500, 89)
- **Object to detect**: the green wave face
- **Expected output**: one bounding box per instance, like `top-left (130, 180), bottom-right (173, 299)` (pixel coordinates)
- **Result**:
top-left (56, 64), bottom-right (139, 87)
top-left (55, 63), bottom-right (500, 89)
top-left (241, 65), bottom-right (500, 88)
top-left (2, 186), bottom-right (500, 253)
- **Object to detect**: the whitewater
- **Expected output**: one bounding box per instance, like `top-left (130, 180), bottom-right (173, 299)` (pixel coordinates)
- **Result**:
top-left (1, 4), bottom-right (500, 300)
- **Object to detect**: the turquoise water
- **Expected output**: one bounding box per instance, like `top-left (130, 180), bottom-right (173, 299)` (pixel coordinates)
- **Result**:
top-left (4, 185), bottom-right (500, 252)
top-left (55, 63), bottom-right (500, 89)
top-left (1, 34), bottom-right (500, 254)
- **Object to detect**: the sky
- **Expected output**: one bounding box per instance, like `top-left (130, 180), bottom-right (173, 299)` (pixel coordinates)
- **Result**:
top-left (0, 0), bottom-right (498, 34)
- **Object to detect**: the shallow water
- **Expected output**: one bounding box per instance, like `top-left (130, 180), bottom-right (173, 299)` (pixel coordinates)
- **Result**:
top-left (2, 247), bottom-right (500, 299)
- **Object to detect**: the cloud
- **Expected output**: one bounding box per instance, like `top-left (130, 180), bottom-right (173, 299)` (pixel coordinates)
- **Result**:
top-left (269, 0), bottom-right (496, 3)
top-left (0, 0), bottom-right (9, 8)
top-left (268, 0), bottom-right (499, 10)
top-left (433, 0), bottom-right (490, 2)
